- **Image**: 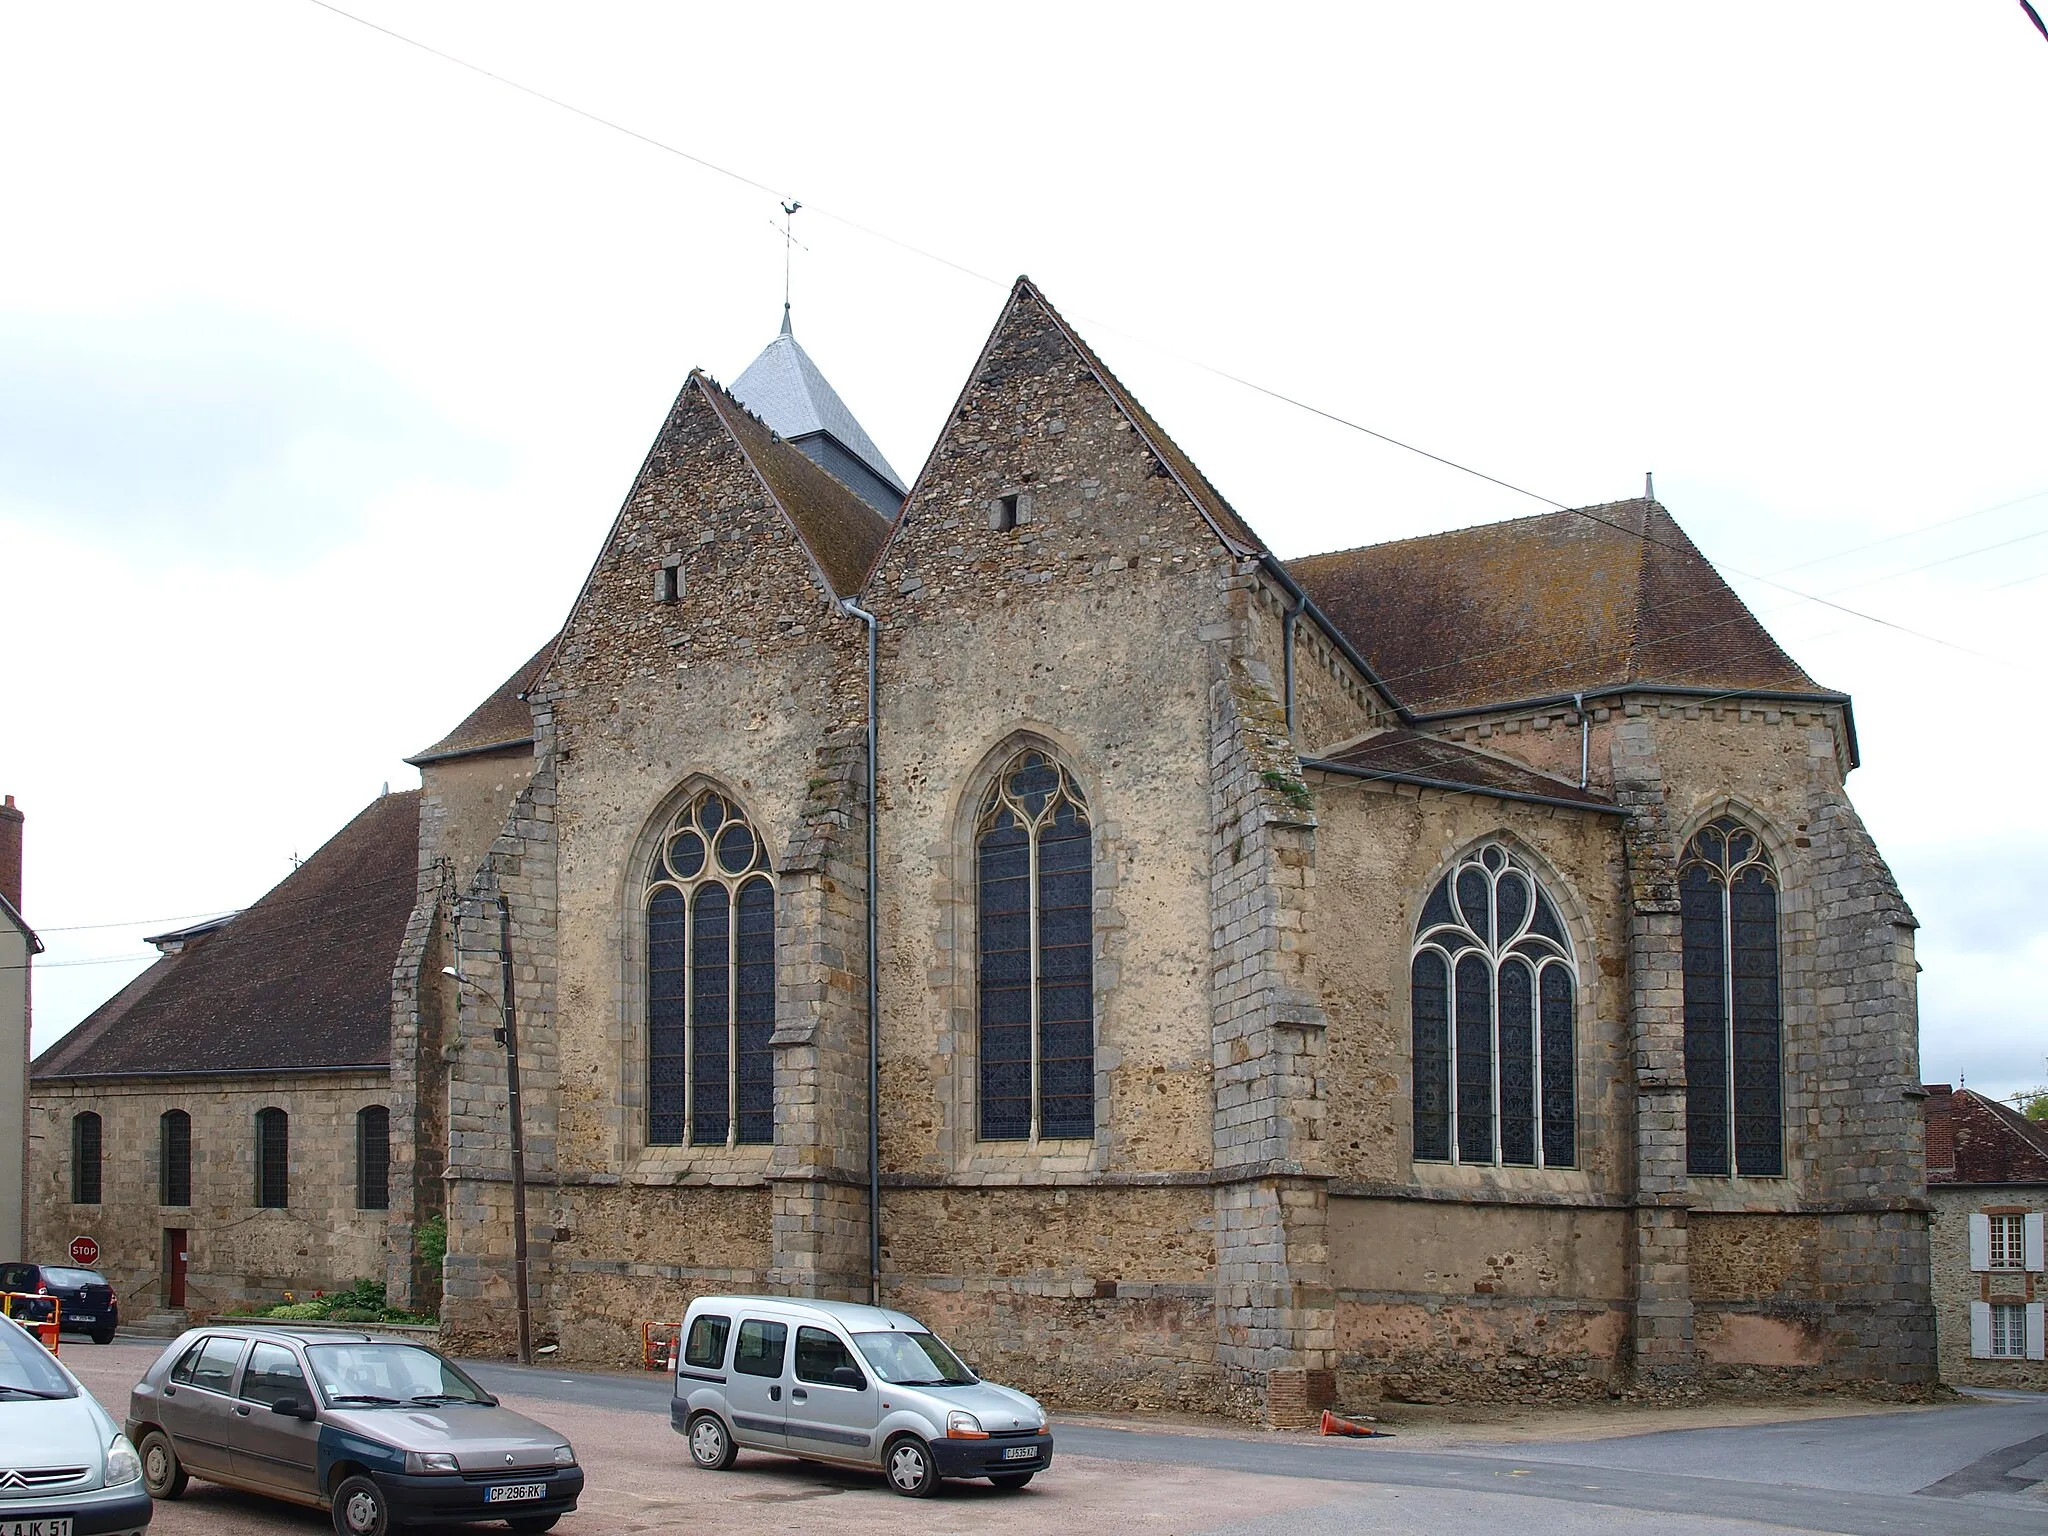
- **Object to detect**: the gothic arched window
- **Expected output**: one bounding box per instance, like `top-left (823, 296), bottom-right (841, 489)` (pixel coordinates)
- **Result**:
top-left (1681, 816), bottom-right (1783, 1177)
top-left (647, 790), bottom-right (775, 1148)
top-left (1411, 842), bottom-right (1577, 1167)
top-left (977, 749), bottom-right (1094, 1142)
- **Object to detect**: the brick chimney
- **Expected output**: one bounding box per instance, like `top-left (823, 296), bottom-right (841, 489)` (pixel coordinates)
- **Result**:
top-left (0, 794), bottom-right (21, 913)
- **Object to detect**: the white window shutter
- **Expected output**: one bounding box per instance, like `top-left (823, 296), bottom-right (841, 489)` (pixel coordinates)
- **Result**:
top-left (2029, 1303), bottom-right (2046, 1362)
top-left (2026, 1212), bottom-right (2045, 1272)
top-left (1971, 1300), bottom-right (1992, 1357)
top-left (1969, 1213), bottom-right (1991, 1271)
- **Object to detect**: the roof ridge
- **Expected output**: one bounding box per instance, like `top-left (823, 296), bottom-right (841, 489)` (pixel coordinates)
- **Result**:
top-left (1019, 279), bottom-right (1264, 556)
top-left (694, 371), bottom-right (892, 601)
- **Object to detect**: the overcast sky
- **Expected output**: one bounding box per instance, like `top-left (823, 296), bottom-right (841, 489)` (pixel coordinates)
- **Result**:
top-left (7, 3), bottom-right (2045, 1101)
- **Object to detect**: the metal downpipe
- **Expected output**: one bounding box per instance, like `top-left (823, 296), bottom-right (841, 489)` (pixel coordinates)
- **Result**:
top-left (839, 598), bottom-right (882, 1306)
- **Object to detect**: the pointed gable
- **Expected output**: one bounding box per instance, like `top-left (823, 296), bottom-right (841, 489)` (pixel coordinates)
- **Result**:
top-left (536, 370), bottom-right (891, 708)
top-left (1286, 498), bottom-right (1826, 716)
top-left (865, 277), bottom-right (1265, 610)
top-left (730, 311), bottom-right (907, 517)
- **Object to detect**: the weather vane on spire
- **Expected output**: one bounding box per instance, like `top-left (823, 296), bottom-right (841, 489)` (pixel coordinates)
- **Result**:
top-left (774, 199), bottom-right (806, 329)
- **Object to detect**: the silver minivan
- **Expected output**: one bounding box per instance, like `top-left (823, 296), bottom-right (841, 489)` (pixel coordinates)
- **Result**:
top-left (669, 1296), bottom-right (1052, 1497)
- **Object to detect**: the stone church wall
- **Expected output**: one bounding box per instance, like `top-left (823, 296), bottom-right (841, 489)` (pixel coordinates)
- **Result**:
top-left (30, 1071), bottom-right (390, 1318)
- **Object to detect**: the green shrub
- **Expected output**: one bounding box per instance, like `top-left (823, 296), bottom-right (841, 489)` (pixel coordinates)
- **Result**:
top-left (325, 1307), bottom-right (381, 1324)
top-left (265, 1301), bottom-right (329, 1320)
top-left (332, 1278), bottom-right (386, 1314)
top-left (417, 1215), bottom-right (447, 1272)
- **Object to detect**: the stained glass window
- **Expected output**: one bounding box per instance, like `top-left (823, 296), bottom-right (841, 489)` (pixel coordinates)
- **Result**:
top-left (1411, 842), bottom-right (1577, 1167)
top-left (977, 750), bottom-right (1095, 1141)
top-left (1682, 816), bottom-right (1783, 1177)
top-left (646, 790), bottom-right (776, 1147)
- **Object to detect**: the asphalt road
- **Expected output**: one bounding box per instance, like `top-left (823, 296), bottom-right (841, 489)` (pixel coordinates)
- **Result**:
top-left (462, 1357), bottom-right (2048, 1535)
top-left (63, 1337), bottom-right (2048, 1535)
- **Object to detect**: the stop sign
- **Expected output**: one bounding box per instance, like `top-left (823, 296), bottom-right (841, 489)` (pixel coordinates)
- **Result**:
top-left (68, 1235), bottom-right (99, 1267)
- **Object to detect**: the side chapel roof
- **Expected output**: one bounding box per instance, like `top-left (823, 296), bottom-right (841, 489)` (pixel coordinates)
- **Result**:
top-left (408, 636), bottom-right (555, 765)
top-left (1310, 728), bottom-right (1618, 813)
top-left (1285, 499), bottom-right (1828, 717)
top-left (32, 791), bottom-right (420, 1080)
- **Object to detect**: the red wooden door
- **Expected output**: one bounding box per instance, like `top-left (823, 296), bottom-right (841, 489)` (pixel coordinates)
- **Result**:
top-left (163, 1229), bottom-right (188, 1309)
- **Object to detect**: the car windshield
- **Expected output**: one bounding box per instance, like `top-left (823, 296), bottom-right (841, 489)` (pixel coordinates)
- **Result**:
top-left (852, 1330), bottom-right (977, 1386)
top-left (0, 1318), bottom-right (75, 1398)
top-left (305, 1343), bottom-right (493, 1407)
top-left (41, 1268), bottom-right (105, 1289)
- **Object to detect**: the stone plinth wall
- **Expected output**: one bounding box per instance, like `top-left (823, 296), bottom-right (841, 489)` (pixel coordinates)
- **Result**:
top-left (29, 1072), bottom-right (392, 1317)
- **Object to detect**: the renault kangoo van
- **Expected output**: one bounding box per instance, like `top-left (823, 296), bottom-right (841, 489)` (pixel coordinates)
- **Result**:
top-left (669, 1296), bottom-right (1052, 1497)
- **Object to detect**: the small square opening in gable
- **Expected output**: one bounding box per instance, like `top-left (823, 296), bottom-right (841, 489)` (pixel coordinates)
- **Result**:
top-left (655, 562), bottom-right (683, 604)
top-left (988, 491), bottom-right (1033, 532)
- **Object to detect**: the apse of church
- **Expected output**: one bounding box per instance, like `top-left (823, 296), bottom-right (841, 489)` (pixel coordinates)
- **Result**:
top-left (384, 280), bottom-right (1933, 1423)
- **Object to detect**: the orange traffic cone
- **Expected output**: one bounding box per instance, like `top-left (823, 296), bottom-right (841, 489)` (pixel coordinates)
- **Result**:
top-left (1319, 1409), bottom-right (1388, 1438)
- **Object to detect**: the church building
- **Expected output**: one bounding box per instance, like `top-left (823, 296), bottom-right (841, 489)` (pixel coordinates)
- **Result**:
top-left (38, 280), bottom-right (1935, 1422)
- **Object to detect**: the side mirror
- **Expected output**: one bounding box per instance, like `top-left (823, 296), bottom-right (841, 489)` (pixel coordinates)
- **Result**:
top-left (830, 1365), bottom-right (866, 1390)
top-left (271, 1396), bottom-right (317, 1421)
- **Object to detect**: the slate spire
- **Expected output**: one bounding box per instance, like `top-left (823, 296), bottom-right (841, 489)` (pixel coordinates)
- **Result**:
top-left (730, 313), bottom-right (906, 517)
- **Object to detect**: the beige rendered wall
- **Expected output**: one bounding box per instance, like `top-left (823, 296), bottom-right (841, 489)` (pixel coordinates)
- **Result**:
top-left (29, 1072), bottom-right (392, 1316)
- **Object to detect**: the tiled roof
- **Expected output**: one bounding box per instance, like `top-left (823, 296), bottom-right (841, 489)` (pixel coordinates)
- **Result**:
top-left (1286, 499), bottom-right (1826, 716)
top-left (32, 791), bottom-right (420, 1079)
top-left (729, 310), bottom-right (907, 497)
top-left (1021, 280), bottom-right (1266, 557)
top-left (697, 373), bottom-right (894, 599)
top-left (1924, 1085), bottom-right (2048, 1184)
top-left (1309, 729), bottom-right (1619, 813)
top-left (408, 638), bottom-right (554, 765)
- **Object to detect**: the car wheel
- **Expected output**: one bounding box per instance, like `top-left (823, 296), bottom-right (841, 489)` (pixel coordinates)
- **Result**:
top-left (884, 1435), bottom-right (939, 1497)
top-left (989, 1472), bottom-right (1034, 1490)
top-left (687, 1411), bottom-right (738, 1471)
top-left (139, 1430), bottom-right (188, 1500)
top-left (506, 1518), bottom-right (560, 1534)
top-left (331, 1473), bottom-right (391, 1536)
top-left (91, 1327), bottom-right (117, 1345)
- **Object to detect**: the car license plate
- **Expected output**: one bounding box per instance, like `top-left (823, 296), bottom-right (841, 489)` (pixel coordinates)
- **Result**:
top-left (486, 1483), bottom-right (546, 1503)
top-left (1002, 1445), bottom-right (1039, 1461)
top-left (2, 1519), bottom-right (75, 1536)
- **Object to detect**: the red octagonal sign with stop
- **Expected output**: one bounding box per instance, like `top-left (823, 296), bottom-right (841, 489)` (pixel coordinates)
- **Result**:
top-left (68, 1235), bottom-right (99, 1267)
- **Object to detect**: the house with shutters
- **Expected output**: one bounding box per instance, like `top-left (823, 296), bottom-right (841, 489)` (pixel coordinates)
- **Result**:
top-left (1923, 1084), bottom-right (2048, 1380)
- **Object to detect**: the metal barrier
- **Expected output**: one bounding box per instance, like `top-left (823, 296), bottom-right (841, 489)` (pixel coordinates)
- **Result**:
top-left (642, 1320), bottom-right (678, 1372)
top-left (1, 1292), bottom-right (61, 1356)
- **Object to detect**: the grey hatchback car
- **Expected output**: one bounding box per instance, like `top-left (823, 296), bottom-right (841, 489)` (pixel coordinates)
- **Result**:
top-left (126, 1326), bottom-right (582, 1536)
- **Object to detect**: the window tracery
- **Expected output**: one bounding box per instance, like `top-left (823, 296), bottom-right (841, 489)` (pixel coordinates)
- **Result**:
top-left (647, 790), bottom-right (775, 1147)
top-left (1411, 842), bottom-right (1577, 1167)
top-left (977, 749), bottom-right (1094, 1142)
top-left (1681, 815), bottom-right (1783, 1177)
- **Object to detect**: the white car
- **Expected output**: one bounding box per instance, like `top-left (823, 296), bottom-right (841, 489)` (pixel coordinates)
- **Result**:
top-left (0, 1310), bottom-right (150, 1535)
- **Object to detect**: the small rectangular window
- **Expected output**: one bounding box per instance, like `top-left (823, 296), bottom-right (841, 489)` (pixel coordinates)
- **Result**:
top-left (731, 1319), bottom-right (787, 1379)
top-left (357, 1107), bottom-right (390, 1211)
top-left (72, 1113), bottom-right (103, 1205)
top-left (1990, 1213), bottom-right (2025, 1270)
top-left (656, 563), bottom-right (682, 604)
top-left (161, 1111), bottom-right (192, 1207)
top-left (1990, 1303), bottom-right (2027, 1358)
top-left (683, 1314), bottom-right (731, 1371)
top-left (989, 492), bottom-right (1031, 531)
